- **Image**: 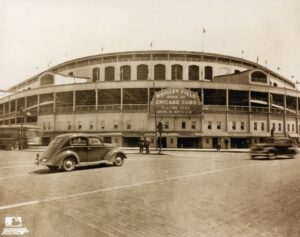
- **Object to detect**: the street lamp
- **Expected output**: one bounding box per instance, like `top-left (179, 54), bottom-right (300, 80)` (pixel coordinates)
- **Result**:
top-left (19, 107), bottom-right (31, 150)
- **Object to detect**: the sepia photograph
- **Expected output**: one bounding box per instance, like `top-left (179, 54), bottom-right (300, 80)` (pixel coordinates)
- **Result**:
top-left (0, 0), bottom-right (300, 236)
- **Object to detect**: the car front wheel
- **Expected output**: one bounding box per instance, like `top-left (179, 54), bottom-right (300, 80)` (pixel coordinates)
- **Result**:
top-left (113, 155), bottom-right (124, 166)
top-left (62, 157), bottom-right (76, 172)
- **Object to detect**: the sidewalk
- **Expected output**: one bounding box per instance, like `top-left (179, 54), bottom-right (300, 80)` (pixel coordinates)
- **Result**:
top-left (24, 146), bottom-right (250, 153)
top-left (120, 147), bottom-right (250, 153)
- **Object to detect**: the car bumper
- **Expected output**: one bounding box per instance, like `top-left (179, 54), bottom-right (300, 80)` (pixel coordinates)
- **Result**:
top-left (250, 152), bottom-right (269, 158)
top-left (35, 159), bottom-right (53, 167)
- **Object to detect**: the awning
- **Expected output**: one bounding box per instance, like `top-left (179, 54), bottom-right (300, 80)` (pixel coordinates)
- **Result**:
top-left (97, 132), bottom-right (123, 137)
top-left (288, 133), bottom-right (300, 138)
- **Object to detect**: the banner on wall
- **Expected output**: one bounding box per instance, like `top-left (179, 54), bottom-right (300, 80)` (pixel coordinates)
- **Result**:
top-left (150, 88), bottom-right (202, 116)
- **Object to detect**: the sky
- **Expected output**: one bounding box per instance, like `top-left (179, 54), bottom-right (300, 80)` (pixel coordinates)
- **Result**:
top-left (0, 0), bottom-right (299, 90)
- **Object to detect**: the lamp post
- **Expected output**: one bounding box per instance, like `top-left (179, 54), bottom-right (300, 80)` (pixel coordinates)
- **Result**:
top-left (20, 107), bottom-right (24, 150)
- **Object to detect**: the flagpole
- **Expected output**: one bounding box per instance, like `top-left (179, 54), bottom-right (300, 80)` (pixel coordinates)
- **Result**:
top-left (150, 42), bottom-right (158, 151)
top-left (202, 27), bottom-right (205, 52)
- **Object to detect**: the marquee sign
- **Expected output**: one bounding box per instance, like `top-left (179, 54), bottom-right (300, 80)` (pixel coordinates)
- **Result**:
top-left (150, 88), bottom-right (202, 116)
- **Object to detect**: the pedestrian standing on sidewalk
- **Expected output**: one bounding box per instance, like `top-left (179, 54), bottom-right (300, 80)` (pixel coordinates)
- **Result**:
top-left (144, 135), bottom-right (150, 154)
top-left (224, 139), bottom-right (229, 149)
top-left (217, 137), bottom-right (221, 151)
top-left (139, 136), bottom-right (144, 154)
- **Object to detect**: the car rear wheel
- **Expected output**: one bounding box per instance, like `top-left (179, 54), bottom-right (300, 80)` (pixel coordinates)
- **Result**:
top-left (113, 155), bottom-right (124, 166)
top-left (62, 157), bottom-right (76, 172)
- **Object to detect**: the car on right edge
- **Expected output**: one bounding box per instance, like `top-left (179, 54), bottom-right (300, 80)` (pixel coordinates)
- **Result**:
top-left (250, 137), bottom-right (298, 160)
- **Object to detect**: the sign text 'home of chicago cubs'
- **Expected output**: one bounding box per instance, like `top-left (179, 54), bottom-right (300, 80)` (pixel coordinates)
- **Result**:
top-left (150, 88), bottom-right (202, 116)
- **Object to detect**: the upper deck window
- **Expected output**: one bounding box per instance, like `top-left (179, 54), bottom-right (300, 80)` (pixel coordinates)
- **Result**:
top-left (251, 71), bottom-right (267, 83)
top-left (188, 65), bottom-right (199, 80)
top-left (120, 65), bottom-right (131, 81)
top-left (204, 66), bottom-right (213, 80)
top-left (92, 68), bottom-right (100, 82)
top-left (154, 64), bottom-right (166, 80)
top-left (171, 64), bottom-right (183, 80)
top-left (137, 64), bottom-right (148, 80)
top-left (40, 74), bottom-right (54, 86)
top-left (105, 66), bottom-right (115, 81)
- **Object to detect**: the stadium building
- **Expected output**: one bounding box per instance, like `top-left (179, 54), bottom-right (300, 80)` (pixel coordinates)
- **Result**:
top-left (0, 50), bottom-right (299, 148)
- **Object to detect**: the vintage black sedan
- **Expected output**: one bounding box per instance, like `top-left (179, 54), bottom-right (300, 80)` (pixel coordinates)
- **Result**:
top-left (35, 133), bottom-right (127, 171)
top-left (250, 137), bottom-right (298, 160)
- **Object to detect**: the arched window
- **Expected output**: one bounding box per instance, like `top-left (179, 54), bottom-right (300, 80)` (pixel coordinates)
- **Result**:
top-left (40, 74), bottom-right (54, 86)
top-left (137, 64), bottom-right (149, 80)
top-left (171, 64), bottom-right (183, 80)
top-left (188, 65), bottom-right (199, 80)
top-left (273, 82), bottom-right (278, 87)
top-left (92, 68), bottom-right (100, 82)
top-left (68, 72), bottom-right (73, 76)
top-left (234, 70), bottom-right (241, 74)
top-left (120, 65), bottom-right (131, 81)
top-left (154, 64), bottom-right (166, 80)
top-left (251, 71), bottom-right (267, 83)
top-left (204, 66), bottom-right (213, 80)
top-left (105, 66), bottom-right (115, 81)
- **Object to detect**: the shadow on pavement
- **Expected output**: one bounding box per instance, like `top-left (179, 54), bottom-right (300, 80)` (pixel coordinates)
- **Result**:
top-left (31, 163), bottom-right (115, 175)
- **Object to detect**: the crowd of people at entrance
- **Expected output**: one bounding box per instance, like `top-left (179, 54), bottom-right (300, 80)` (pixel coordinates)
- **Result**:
top-left (217, 137), bottom-right (229, 151)
top-left (139, 136), bottom-right (150, 154)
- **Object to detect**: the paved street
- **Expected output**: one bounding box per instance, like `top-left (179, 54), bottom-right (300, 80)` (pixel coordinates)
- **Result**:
top-left (0, 150), bottom-right (299, 237)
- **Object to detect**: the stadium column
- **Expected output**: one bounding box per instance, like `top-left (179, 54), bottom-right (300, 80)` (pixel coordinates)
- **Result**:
top-left (53, 93), bottom-right (56, 133)
top-left (8, 99), bottom-right (11, 125)
top-left (37, 94), bottom-right (40, 114)
top-left (248, 91), bottom-right (252, 135)
top-left (24, 97), bottom-right (27, 124)
top-left (121, 88), bottom-right (123, 133)
top-left (283, 94), bottom-right (287, 136)
top-left (15, 99), bottom-right (17, 124)
top-left (225, 89), bottom-right (229, 132)
top-left (200, 88), bottom-right (204, 133)
top-left (73, 90), bottom-right (76, 112)
top-left (296, 98), bottom-right (299, 133)
top-left (269, 92), bottom-right (272, 134)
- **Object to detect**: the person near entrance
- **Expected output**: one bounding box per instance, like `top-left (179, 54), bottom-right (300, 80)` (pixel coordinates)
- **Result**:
top-left (224, 139), bottom-right (229, 149)
top-left (217, 137), bottom-right (221, 151)
top-left (144, 135), bottom-right (150, 154)
top-left (139, 136), bottom-right (144, 154)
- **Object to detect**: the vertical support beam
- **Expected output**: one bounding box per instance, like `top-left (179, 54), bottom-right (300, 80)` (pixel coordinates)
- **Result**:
top-left (283, 94), bottom-right (287, 136)
top-left (15, 99), bottom-right (18, 124)
top-left (37, 94), bottom-right (40, 114)
top-left (296, 97), bottom-right (299, 133)
top-left (226, 89), bottom-right (229, 132)
top-left (53, 92), bottom-right (56, 133)
top-left (73, 90), bottom-right (76, 112)
top-left (120, 88), bottom-right (123, 133)
top-left (24, 97), bottom-right (27, 124)
top-left (248, 91), bottom-right (252, 135)
top-left (95, 87), bottom-right (98, 110)
top-left (147, 87), bottom-right (150, 117)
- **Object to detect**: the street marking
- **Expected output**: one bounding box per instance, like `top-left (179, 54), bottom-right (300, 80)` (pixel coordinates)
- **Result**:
top-left (0, 162), bottom-right (281, 211)
top-left (0, 164), bottom-right (35, 170)
top-left (0, 161), bottom-right (33, 165)
top-left (0, 174), bottom-right (31, 180)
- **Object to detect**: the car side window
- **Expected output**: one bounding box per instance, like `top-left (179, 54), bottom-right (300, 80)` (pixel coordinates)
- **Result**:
top-left (89, 137), bottom-right (102, 146)
top-left (69, 137), bottom-right (88, 146)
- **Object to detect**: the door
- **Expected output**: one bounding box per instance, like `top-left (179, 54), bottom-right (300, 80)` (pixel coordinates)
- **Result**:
top-left (68, 136), bottom-right (89, 162)
top-left (88, 137), bottom-right (108, 162)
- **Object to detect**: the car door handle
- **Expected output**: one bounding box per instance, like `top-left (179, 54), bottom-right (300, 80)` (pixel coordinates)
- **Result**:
top-left (87, 147), bottom-right (92, 150)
